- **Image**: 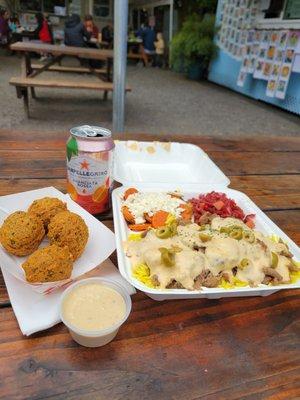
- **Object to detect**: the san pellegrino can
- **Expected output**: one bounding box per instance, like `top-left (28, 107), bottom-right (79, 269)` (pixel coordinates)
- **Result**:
top-left (66, 125), bottom-right (114, 215)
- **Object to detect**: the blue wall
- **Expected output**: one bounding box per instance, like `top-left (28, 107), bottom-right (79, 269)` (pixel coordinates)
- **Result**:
top-left (208, 50), bottom-right (300, 115)
top-left (208, 1), bottom-right (300, 115)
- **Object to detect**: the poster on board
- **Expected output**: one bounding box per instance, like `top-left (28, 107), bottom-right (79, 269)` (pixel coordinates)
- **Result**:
top-left (275, 31), bottom-right (299, 99)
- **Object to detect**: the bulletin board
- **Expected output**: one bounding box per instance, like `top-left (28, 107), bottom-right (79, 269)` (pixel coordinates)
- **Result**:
top-left (209, 0), bottom-right (300, 115)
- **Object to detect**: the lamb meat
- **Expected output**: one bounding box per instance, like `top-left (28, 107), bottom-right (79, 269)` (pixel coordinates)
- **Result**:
top-left (166, 279), bottom-right (184, 289)
top-left (263, 267), bottom-right (283, 282)
top-left (151, 274), bottom-right (160, 287)
top-left (194, 270), bottom-right (220, 289)
top-left (257, 239), bottom-right (268, 252)
top-left (262, 276), bottom-right (272, 285)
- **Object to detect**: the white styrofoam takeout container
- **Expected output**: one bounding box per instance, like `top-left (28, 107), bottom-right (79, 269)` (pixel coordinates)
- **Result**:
top-left (112, 141), bottom-right (300, 300)
top-left (112, 186), bottom-right (300, 300)
top-left (114, 140), bottom-right (230, 187)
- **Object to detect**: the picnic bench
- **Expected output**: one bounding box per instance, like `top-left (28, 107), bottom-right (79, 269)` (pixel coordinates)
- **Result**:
top-left (9, 42), bottom-right (131, 117)
top-left (0, 131), bottom-right (299, 399)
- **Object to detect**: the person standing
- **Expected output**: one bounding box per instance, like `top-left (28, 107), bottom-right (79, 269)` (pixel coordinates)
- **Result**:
top-left (0, 9), bottom-right (10, 45)
top-left (154, 32), bottom-right (165, 67)
top-left (137, 16), bottom-right (156, 57)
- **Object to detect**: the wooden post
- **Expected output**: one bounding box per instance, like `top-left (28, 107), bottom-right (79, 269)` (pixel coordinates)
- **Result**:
top-left (20, 54), bottom-right (27, 78)
top-left (22, 88), bottom-right (29, 118)
top-left (21, 52), bottom-right (36, 99)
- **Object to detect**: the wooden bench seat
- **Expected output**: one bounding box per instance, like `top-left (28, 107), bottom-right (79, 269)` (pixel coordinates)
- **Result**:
top-left (9, 76), bottom-right (131, 117)
top-left (31, 63), bottom-right (107, 75)
top-left (127, 52), bottom-right (143, 59)
top-left (127, 51), bottom-right (149, 66)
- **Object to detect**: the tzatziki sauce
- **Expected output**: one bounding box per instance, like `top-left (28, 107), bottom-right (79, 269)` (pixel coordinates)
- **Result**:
top-left (62, 283), bottom-right (126, 331)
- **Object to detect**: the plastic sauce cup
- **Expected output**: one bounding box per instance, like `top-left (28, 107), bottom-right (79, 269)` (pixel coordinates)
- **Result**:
top-left (60, 277), bottom-right (132, 347)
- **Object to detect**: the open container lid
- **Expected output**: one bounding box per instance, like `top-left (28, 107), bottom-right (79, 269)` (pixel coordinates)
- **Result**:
top-left (113, 141), bottom-right (230, 188)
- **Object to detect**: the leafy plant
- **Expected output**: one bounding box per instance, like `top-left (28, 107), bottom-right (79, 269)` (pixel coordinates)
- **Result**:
top-left (175, 0), bottom-right (218, 15)
top-left (171, 13), bottom-right (218, 72)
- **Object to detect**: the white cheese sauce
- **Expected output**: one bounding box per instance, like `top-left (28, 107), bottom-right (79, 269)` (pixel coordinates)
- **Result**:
top-left (126, 216), bottom-right (293, 289)
top-left (62, 283), bottom-right (126, 331)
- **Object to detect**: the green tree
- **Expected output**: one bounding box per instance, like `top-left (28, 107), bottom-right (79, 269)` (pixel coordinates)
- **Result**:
top-left (175, 0), bottom-right (218, 27)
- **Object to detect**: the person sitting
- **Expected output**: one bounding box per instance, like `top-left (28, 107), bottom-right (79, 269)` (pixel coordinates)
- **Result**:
top-left (154, 32), bottom-right (164, 68)
top-left (64, 13), bottom-right (91, 47)
top-left (33, 12), bottom-right (53, 44)
top-left (0, 9), bottom-right (10, 45)
top-left (65, 14), bottom-right (102, 69)
top-left (101, 22), bottom-right (113, 48)
top-left (84, 14), bottom-right (99, 40)
top-left (8, 13), bottom-right (20, 33)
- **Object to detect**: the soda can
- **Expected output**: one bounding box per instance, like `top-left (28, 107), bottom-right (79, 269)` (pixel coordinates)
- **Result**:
top-left (66, 125), bottom-right (114, 216)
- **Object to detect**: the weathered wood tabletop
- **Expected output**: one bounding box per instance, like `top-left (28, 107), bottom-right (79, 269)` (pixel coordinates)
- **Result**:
top-left (0, 131), bottom-right (299, 400)
top-left (10, 42), bottom-right (114, 60)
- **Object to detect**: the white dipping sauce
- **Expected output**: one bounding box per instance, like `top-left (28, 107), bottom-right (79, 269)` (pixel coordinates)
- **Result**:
top-left (62, 283), bottom-right (126, 331)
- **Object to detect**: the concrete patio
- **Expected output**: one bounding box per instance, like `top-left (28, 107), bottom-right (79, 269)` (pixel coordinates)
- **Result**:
top-left (0, 53), bottom-right (299, 136)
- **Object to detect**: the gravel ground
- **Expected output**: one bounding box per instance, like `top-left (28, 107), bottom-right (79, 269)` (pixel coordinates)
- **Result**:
top-left (0, 52), bottom-right (299, 136)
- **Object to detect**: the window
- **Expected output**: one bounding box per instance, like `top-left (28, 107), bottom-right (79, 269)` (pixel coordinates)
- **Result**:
top-left (19, 0), bottom-right (67, 14)
top-left (44, 0), bottom-right (66, 13)
top-left (261, 0), bottom-right (300, 20)
top-left (257, 0), bottom-right (300, 27)
top-left (93, 0), bottom-right (110, 18)
top-left (284, 0), bottom-right (300, 19)
top-left (263, 0), bottom-right (285, 18)
top-left (20, 0), bottom-right (42, 12)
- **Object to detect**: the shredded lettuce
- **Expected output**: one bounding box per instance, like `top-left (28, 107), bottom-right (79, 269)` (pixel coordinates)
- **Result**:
top-left (132, 263), bottom-right (155, 288)
top-left (219, 277), bottom-right (248, 289)
top-left (269, 234), bottom-right (281, 243)
top-left (290, 261), bottom-right (300, 284)
top-left (128, 233), bottom-right (143, 242)
top-left (269, 234), bottom-right (288, 245)
top-left (269, 236), bottom-right (300, 283)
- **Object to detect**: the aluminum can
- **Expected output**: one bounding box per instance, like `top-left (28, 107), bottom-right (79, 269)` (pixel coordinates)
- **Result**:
top-left (66, 125), bottom-right (114, 215)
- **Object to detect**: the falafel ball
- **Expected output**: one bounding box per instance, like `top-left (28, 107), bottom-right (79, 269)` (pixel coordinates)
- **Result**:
top-left (0, 211), bottom-right (45, 256)
top-left (47, 211), bottom-right (89, 260)
top-left (22, 244), bottom-right (73, 283)
top-left (28, 197), bottom-right (67, 229)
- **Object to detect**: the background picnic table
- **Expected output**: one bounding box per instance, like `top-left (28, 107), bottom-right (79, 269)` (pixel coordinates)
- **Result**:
top-left (0, 131), bottom-right (299, 399)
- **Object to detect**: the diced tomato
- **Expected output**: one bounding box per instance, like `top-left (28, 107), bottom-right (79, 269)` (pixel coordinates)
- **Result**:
top-left (245, 219), bottom-right (255, 229)
top-left (244, 214), bottom-right (256, 229)
top-left (213, 200), bottom-right (224, 211)
top-left (189, 191), bottom-right (255, 227)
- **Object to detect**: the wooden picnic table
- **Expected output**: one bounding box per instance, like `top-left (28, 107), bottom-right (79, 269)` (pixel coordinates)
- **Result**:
top-left (0, 131), bottom-right (299, 400)
top-left (127, 40), bottom-right (148, 66)
top-left (9, 42), bottom-right (121, 117)
top-left (10, 41), bottom-right (114, 80)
